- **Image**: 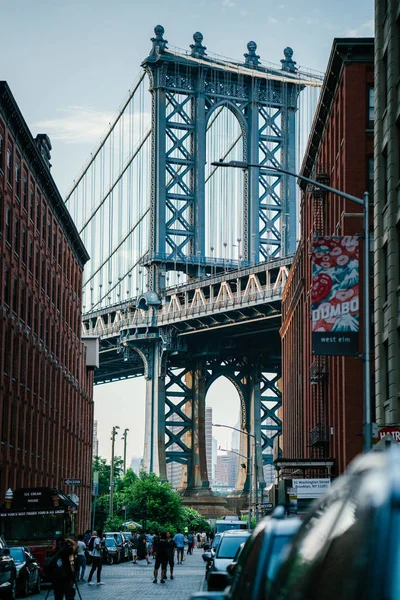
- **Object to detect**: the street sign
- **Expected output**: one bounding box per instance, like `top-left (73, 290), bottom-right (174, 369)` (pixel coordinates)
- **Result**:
top-left (64, 478), bottom-right (81, 486)
top-left (68, 493), bottom-right (80, 507)
top-left (293, 478), bottom-right (330, 499)
top-left (263, 502), bottom-right (274, 510)
top-left (92, 482), bottom-right (99, 497)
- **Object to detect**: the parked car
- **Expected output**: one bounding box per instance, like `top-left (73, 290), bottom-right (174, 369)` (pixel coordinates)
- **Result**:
top-left (206, 530), bottom-right (250, 591)
top-left (8, 548), bottom-right (40, 598)
top-left (103, 539), bottom-right (122, 565)
top-left (202, 534), bottom-right (222, 580)
top-left (193, 509), bottom-right (301, 600)
top-left (0, 539), bottom-right (17, 600)
top-left (273, 442), bottom-right (400, 600)
top-left (104, 533), bottom-right (130, 561)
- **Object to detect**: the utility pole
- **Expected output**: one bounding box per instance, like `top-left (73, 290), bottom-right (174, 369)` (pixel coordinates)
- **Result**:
top-left (109, 425), bottom-right (120, 518)
top-left (122, 428), bottom-right (129, 475)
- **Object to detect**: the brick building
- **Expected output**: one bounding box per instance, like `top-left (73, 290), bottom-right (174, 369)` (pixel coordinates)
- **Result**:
top-left (0, 82), bottom-right (94, 530)
top-left (280, 39), bottom-right (374, 476)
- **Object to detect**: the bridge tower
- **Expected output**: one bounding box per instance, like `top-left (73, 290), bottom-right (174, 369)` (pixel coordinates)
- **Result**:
top-left (128, 26), bottom-right (302, 502)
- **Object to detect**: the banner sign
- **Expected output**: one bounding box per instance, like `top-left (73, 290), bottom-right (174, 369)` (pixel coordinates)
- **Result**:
top-left (311, 236), bottom-right (359, 356)
top-left (292, 479), bottom-right (331, 499)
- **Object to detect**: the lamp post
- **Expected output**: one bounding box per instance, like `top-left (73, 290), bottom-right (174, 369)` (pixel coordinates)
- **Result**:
top-left (122, 428), bottom-right (129, 475)
top-left (212, 159), bottom-right (371, 452)
top-left (110, 425), bottom-right (120, 518)
top-left (213, 423), bottom-right (258, 530)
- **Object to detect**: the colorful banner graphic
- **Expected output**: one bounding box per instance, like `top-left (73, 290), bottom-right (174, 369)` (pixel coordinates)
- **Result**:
top-left (311, 236), bottom-right (359, 356)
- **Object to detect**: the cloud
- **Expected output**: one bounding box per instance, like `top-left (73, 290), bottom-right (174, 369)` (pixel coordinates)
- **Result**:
top-left (33, 106), bottom-right (150, 145)
top-left (240, 9), bottom-right (249, 16)
top-left (268, 16), bottom-right (278, 24)
top-left (346, 28), bottom-right (360, 36)
top-left (361, 19), bottom-right (374, 33)
top-left (306, 17), bottom-right (320, 26)
top-left (222, 0), bottom-right (236, 7)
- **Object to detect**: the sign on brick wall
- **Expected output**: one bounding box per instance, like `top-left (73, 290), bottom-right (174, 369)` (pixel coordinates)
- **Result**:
top-left (311, 236), bottom-right (359, 356)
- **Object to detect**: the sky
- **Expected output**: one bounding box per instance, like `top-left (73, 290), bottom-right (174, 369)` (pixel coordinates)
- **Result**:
top-left (1, 0), bottom-right (373, 463)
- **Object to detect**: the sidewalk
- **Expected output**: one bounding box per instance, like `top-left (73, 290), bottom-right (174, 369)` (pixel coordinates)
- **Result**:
top-left (41, 550), bottom-right (206, 600)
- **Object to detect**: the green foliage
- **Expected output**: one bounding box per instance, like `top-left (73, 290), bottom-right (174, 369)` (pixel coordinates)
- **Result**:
top-left (104, 515), bottom-right (124, 532)
top-left (92, 455), bottom-right (124, 497)
top-left (182, 507), bottom-right (211, 533)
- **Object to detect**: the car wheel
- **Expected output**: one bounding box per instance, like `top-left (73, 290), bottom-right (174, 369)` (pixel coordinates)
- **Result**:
top-left (106, 555), bottom-right (113, 565)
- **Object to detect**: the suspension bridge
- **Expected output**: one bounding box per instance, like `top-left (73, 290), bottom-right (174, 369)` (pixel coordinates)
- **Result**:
top-left (68, 26), bottom-right (323, 508)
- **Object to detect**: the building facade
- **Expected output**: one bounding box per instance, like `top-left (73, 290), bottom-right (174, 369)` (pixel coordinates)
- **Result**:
top-left (0, 82), bottom-right (94, 529)
top-left (374, 0), bottom-right (400, 423)
top-left (205, 406), bottom-right (213, 485)
top-left (280, 39), bottom-right (374, 476)
top-left (215, 453), bottom-right (238, 488)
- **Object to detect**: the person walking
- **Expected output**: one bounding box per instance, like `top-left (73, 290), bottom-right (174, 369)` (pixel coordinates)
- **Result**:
top-left (131, 532), bottom-right (139, 564)
top-left (87, 530), bottom-right (104, 586)
top-left (146, 532), bottom-right (154, 558)
top-left (187, 531), bottom-right (194, 555)
top-left (137, 530), bottom-right (150, 564)
top-left (173, 529), bottom-right (185, 564)
top-left (166, 531), bottom-right (176, 580)
top-left (83, 530), bottom-right (91, 547)
top-left (76, 535), bottom-right (87, 582)
top-left (153, 532), bottom-right (168, 584)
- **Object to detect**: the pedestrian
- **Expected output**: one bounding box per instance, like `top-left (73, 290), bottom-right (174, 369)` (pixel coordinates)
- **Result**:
top-left (76, 535), bottom-right (87, 582)
top-left (153, 532), bottom-right (168, 584)
top-left (196, 533), bottom-right (201, 548)
top-left (187, 531), bottom-right (194, 555)
top-left (166, 531), bottom-right (176, 580)
top-left (131, 532), bottom-right (139, 564)
top-left (87, 530), bottom-right (104, 585)
top-left (173, 528), bottom-right (185, 564)
top-left (137, 529), bottom-right (150, 564)
top-left (146, 531), bottom-right (154, 558)
top-left (46, 537), bottom-right (77, 600)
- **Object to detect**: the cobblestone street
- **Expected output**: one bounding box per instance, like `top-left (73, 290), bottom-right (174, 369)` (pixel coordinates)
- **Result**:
top-left (41, 551), bottom-right (205, 600)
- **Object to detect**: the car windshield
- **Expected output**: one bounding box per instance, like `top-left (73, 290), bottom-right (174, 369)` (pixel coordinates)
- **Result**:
top-left (217, 536), bottom-right (248, 559)
top-left (212, 535), bottom-right (221, 550)
top-left (105, 539), bottom-right (116, 548)
top-left (9, 548), bottom-right (25, 564)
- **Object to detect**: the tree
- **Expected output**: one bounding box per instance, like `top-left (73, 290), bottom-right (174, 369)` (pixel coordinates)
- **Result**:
top-left (182, 507), bottom-right (211, 533)
top-left (92, 456), bottom-right (124, 497)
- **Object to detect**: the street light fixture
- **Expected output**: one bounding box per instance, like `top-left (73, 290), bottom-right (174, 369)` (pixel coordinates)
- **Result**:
top-left (110, 425), bottom-right (120, 518)
top-left (213, 423), bottom-right (257, 530)
top-left (212, 159), bottom-right (371, 452)
top-left (121, 428), bottom-right (129, 475)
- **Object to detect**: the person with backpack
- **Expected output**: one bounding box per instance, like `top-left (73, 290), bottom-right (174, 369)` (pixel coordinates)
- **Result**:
top-left (45, 537), bottom-right (77, 600)
top-left (87, 530), bottom-right (104, 585)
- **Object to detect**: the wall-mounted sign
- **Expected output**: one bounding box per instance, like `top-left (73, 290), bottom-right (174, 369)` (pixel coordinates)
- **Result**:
top-left (311, 236), bottom-right (359, 356)
top-left (378, 427), bottom-right (400, 442)
top-left (293, 478), bottom-right (331, 499)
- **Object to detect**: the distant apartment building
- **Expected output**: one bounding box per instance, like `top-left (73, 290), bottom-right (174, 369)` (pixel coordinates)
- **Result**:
top-left (93, 420), bottom-right (99, 457)
top-left (374, 0), bottom-right (400, 422)
top-left (215, 453), bottom-right (238, 487)
top-left (0, 82), bottom-right (94, 529)
top-left (130, 456), bottom-right (143, 475)
top-left (212, 437), bottom-right (217, 483)
top-left (280, 38), bottom-right (374, 476)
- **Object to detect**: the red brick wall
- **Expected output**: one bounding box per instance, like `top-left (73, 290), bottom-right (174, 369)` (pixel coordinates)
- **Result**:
top-left (0, 113), bottom-right (93, 532)
top-left (281, 48), bottom-right (374, 476)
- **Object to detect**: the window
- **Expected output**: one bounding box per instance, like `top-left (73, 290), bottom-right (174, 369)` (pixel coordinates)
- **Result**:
top-left (27, 293), bottom-right (32, 328)
top-left (35, 248), bottom-right (39, 282)
top-left (383, 148), bottom-right (389, 205)
top-left (22, 176), bottom-right (28, 210)
top-left (58, 238), bottom-right (62, 265)
top-left (15, 162), bottom-right (21, 199)
top-left (368, 156), bottom-right (374, 201)
top-left (40, 309), bottom-right (44, 341)
top-left (20, 286), bottom-right (25, 322)
top-left (12, 277), bottom-right (18, 314)
top-left (52, 230), bottom-right (57, 257)
top-left (0, 134), bottom-right (3, 172)
top-left (7, 149), bottom-right (12, 186)
top-left (14, 219), bottom-right (19, 255)
top-left (367, 86), bottom-right (374, 128)
top-left (36, 200), bottom-right (40, 232)
top-left (21, 228), bottom-right (27, 264)
top-left (28, 238), bottom-right (33, 273)
top-left (51, 275), bottom-right (56, 304)
top-left (42, 210), bottom-right (46, 241)
top-left (4, 267), bottom-right (10, 305)
top-left (41, 259), bottom-right (45, 290)
top-left (5, 206), bottom-right (11, 244)
top-left (47, 220), bottom-right (51, 249)
top-left (46, 267), bottom-right (50, 297)
top-left (383, 243), bottom-right (389, 302)
top-left (29, 189), bottom-right (34, 221)
top-left (33, 302), bottom-right (38, 335)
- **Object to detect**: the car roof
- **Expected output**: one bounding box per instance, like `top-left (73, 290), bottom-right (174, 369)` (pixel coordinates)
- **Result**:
top-left (219, 530), bottom-right (251, 537)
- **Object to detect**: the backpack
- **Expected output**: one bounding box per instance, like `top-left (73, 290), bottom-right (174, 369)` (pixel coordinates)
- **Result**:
top-left (88, 536), bottom-right (96, 552)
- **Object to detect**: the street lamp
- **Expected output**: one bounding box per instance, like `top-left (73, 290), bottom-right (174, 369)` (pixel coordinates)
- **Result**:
top-left (213, 423), bottom-right (257, 530)
top-left (212, 159), bottom-right (371, 452)
top-left (121, 428), bottom-right (129, 475)
top-left (110, 425), bottom-right (120, 518)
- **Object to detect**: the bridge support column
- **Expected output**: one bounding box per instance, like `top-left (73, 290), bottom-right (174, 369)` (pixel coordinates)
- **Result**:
top-left (143, 342), bottom-right (167, 479)
top-left (184, 360), bottom-right (210, 492)
top-left (248, 367), bottom-right (266, 508)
